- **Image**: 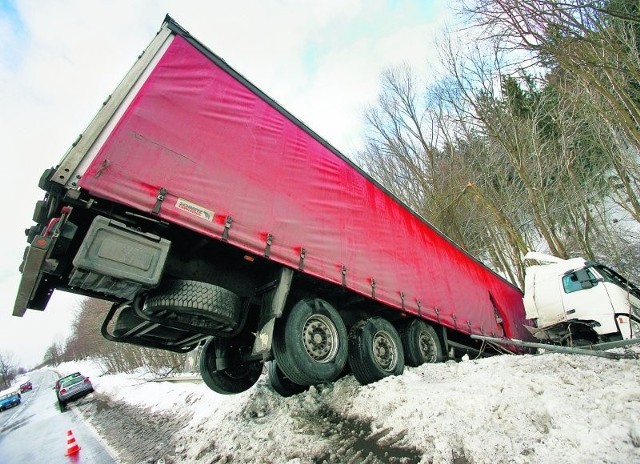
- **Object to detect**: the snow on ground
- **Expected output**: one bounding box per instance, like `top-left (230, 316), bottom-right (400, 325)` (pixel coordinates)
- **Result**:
top-left (55, 348), bottom-right (640, 464)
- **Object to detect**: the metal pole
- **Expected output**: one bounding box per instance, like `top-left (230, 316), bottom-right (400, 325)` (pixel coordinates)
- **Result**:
top-left (591, 338), bottom-right (640, 350)
top-left (470, 335), bottom-right (637, 360)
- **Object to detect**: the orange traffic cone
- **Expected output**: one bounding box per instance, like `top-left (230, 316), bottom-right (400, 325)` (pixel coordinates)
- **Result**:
top-left (65, 429), bottom-right (81, 456)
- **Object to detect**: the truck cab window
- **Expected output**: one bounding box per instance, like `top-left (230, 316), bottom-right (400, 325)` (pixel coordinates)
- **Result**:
top-left (562, 269), bottom-right (597, 293)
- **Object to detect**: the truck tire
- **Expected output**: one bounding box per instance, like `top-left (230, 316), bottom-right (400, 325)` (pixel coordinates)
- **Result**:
top-left (199, 337), bottom-right (263, 394)
top-left (398, 319), bottom-right (444, 366)
top-left (348, 317), bottom-right (405, 385)
top-left (144, 280), bottom-right (242, 330)
top-left (267, 361), bottom-right (308, 397)
top-left (273, 298), bottom-right (348, 386)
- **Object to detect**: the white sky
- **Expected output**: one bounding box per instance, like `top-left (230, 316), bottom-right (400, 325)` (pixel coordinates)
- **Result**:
top-left (0, 1), bottom-right (452, 367)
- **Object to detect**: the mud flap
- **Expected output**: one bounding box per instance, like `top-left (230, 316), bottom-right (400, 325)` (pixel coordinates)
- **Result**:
top-left (251, 267), bottom-right (293, 358)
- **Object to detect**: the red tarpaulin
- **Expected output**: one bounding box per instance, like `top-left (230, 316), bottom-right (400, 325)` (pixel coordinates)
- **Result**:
top-left (78, 33), bottom-right (530, 341)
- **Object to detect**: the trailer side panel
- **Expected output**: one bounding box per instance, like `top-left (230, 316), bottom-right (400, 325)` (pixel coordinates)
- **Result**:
top-left (77, 33), bottom-right (529, 340)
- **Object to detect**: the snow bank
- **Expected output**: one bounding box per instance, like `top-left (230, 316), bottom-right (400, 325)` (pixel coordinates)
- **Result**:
top-left (56, 350), bottom-right (640, 463)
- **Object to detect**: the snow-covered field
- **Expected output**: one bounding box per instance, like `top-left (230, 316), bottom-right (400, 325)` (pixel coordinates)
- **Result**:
top-left (56, 348), bottom-right (640, 464)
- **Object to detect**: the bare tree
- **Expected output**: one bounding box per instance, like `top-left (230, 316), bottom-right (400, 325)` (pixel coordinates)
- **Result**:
top-left (460, 0), bottom-right (640, 221)
top-left (60, 297), bottom-right (188, 375)
top-left (359, 10), bottom-right (640, 286)
top-left (0, 351), bottom-right (17, 389)
top-left (42, 339), bottom-right (65, 366)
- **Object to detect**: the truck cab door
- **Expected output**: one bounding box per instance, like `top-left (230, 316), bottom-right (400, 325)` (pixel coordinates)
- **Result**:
top-left (525, 266), bottom-right (566, 327)
top-left (560, 268), bottom-right (616, 335)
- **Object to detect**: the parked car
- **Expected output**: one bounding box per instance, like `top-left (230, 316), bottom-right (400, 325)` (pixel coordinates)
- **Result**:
top-left (56, 374), bottom-right (94, 407)
top-left (54, 372), bottom-right (82, 392)
top-left (19, 379), bottom-right (33, 393)
top-left (0, 390), bottom-right (21, 411)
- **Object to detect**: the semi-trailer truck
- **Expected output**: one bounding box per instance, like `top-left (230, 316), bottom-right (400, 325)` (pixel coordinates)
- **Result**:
top-left (14, 15), bottom-right (533, 396)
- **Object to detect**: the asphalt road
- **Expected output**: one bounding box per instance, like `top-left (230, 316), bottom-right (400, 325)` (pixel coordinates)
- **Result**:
top-left (0, 369), bottom-right (116, 463)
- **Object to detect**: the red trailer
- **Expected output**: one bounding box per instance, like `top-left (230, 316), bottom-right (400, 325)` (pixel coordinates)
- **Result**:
top-left (14, 16), bottom-right (531, 395)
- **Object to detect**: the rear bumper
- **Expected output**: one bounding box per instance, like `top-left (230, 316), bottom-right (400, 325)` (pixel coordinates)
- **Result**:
top-left (58, 386), bottom-right (93, 403)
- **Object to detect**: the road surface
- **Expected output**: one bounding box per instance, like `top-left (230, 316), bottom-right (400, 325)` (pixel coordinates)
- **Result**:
top-left (0, 369), bottom-right (116, 463)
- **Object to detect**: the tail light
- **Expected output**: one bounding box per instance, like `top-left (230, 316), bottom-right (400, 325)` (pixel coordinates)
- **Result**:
top-left (84, 377), bottom-right (90, 383)
top-left (60, 388), bottom-right (67, 394)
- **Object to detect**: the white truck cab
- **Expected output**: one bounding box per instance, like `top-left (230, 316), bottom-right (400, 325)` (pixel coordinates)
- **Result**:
top-left (523, 252), bottom-right (640, 345)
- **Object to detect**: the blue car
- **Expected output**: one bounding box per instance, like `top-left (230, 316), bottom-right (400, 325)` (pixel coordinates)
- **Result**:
top-left (0, 390), bottom-right (21, 411)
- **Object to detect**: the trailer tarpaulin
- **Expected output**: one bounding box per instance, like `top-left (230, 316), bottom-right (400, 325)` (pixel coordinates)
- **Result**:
top-left (78, 31), bottom-right (530, 341)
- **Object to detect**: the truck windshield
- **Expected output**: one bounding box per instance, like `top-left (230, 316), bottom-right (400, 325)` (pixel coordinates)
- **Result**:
top-left (594, 265), bottom-right (640, 299)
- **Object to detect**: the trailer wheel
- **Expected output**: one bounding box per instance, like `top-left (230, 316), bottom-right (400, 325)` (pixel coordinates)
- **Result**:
top-left (199, 337), bottom-right (262, 394)
top-left (267, 361), bottom-right (308, 397)
top-left (273, 298), bottom-right (348, 386)
top-left (398, 319), bottom-right (444, 366)
top-left (144, 280), bottom-right (242, 330)
top-left (348, 317), bottom-right (405, 385)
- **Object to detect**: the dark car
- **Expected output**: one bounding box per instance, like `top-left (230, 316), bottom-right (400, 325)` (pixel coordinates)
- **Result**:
top-left (19, 380), bottom-right (33, 393)
top-left (56, 374), bottom-right (94, 407)
top-left (0, 390), bottom-right (21, 411)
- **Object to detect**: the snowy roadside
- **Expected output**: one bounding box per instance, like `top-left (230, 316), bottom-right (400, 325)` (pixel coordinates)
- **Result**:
top-left (56, 348), bottom-right (640, 464)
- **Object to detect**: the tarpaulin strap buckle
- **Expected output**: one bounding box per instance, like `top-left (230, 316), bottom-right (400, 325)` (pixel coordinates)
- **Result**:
top-left (416, 299), bottom-right (422, 317)
top-left (466, 320), bottom-right (472, 331)
top-left (435, 307), bottom-right (440, 323)
top-left (371, 278), bottom-right (376, 300)
top-left (400, 291), bottom-right (406, 312)
top-left (264, 233), bottom-right (273, 258)
top-left (298, 248), bottom-right (306, 271)
top-left (152, 187), bottom-right (167, 215)
top-left (221, 216), bottom-right (233, 241)
top-left (452, 314), bottom-right (457, 328)
top-left (341, 265), bottom-right (347, 287)
top-left (94, 159), bottom-right (110, 178)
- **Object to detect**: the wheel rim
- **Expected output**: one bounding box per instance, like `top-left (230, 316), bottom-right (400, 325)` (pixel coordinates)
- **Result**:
top-left (302, 314), bottom-right (339, 363)
top-left (372, 330), bottom-right (398, 372)
top-left (418, 329), bottom-right (437, 363)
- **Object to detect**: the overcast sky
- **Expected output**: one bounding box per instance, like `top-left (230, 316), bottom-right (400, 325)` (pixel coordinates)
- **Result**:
top-left (0, 0), bottom-right (452, 368)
